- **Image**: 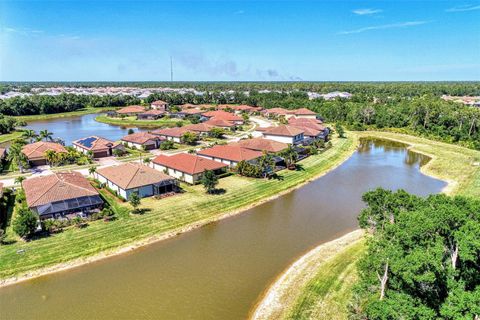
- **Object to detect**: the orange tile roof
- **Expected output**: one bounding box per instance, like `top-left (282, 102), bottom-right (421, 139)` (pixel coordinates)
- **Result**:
top-left (263, 107), bottom-right (290, 115)
top-left (96, 163), bottom-right (172, 189)
top-left (22, 142), bottom-right (67, 160)
top-left (179, 103), bottom-right (197, 110)
top-left (153, 153), bottom-right (228, 175)
top-left (23, 172), bottom-right (99, 207)
top-left (204, 118), bottom-right (236, 128)
top-left (181, 108), bottom-right (204, 115)
top-left (198, 144), bottom-right (263, 162)
top-left (73, 136), bottom-right (120, 152)
top-left (183, 123), bottom-right (214, 133)
top-left (288, 117), bottom-right (323, 125)
top-left (262, 125), bottom-right (304, 137)
top-left (152, 127), bottom-right (189, 138)
top-left (291, 125), bottom-right (321, 137)
top-left (151, 100), bottom-right (168, 106)
top-left (117, 105), bottom-right (146, 114)
top-left (202, 110), bottom-right (243, 122)
top-left (293, 108), bottom-right (317, 115)
top-left (141, 109), bottom-right (165, 115)
top-left (288, 119), bottom-right (326, 131)
top-left (121, 132), bottom-right (163, 144)
top-left (235, 138), bottom-right (288, 153)
top-left (231, 105), bottom-right (254, 111)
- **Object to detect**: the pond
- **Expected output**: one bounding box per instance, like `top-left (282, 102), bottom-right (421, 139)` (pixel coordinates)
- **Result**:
top-left (0, 139), bottom-right (446, 320)
top-left (23, 114), bottom-right (145, 146)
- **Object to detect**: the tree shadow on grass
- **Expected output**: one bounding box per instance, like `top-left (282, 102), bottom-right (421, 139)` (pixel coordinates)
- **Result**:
top-left (208, 188), bottom-right (226, 195)
top-left (133, 208), bottom-right (152, 215)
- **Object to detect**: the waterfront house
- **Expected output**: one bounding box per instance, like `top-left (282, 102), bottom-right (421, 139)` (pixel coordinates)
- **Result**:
top-left (236, 138), bottom-right (288, 153)
top-left (121, 132), bottom-right (165, 150)
top-left (150, 100), bottom-right (169, 111)
top-left (116, 105), bottom-right (146, 116)
top-left (152, 153), bottom-right (228, 184)
top-left (183, 123), bottom-right (214, 136)
top-left (201, 110), bottom-right (244, 125)
top-left (23, 171), bottom-right (104, 219)
top-left (291, 108), bottom-right (317, 119)
top-left (204, 118), bottom-right (237, 130)
top-left (21, 141), bottom-right (67, 166)
top-left (197, 144), bottom-right (263, 167)
top-left (137, 109), bottom-right (165, 120)
top-left (174, 108), bottom-right (204, 119)
top-left (151, 127), bottom-right (189, 143)
top-left (261, 125), bottom-right (305, 145)
top-left (73, 136), bottom-right (125, 158)
top-left (95, 162), bottom-right (176, 199)
top-left (288, 117), bottom-right (323, 126)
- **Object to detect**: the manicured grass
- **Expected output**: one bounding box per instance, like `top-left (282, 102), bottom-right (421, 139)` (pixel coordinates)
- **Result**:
top-left (0, 131), bottom-right (24, 144)
top-left (95, 115), bottom-right (190, 128)
top-left (13, 107), bottom-right (119, 122)
top-left (287, 240), bottom-right (366, 320)
top-left (0, 135), bottom-right (357, 281)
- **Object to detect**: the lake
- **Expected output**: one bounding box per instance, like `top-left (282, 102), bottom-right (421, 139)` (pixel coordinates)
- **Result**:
top-left (0, 138), bottom-right (446, 319)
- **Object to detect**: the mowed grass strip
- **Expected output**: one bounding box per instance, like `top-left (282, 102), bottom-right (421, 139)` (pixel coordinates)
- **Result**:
top-left (286, 240), bottom-right (366, 320)
top-left (95, 115), bottom-right (190, 128)
top-left (0, 135), bottom-right (357, 280)
top-left (13, 107), bottom-right (118, 122)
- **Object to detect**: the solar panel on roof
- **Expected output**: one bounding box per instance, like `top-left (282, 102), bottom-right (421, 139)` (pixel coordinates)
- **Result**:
top-left (77, 137), bottom-right (97, 148)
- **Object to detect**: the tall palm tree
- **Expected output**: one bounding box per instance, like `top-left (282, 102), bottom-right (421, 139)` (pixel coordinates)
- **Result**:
top-left (7, 143), bottom-right (29, 173)
top-left (44, 150), bottom-right (57, 166)
top-left (280, 145), bottom-right (298, 169)
top-left (39, 129), bottom-right (53, 141)
top-left (22, 130), bottom-right (37, 143)
top-left (14, 176), bottom-right (26, 185)
top-left (88, 166), bottom-right (97, 176)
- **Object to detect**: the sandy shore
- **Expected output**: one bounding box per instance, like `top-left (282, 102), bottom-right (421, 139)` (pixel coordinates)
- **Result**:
top-left (0, 137), bottom-right (359, 288)
top-left (250, 230), bottom-right (365, 320)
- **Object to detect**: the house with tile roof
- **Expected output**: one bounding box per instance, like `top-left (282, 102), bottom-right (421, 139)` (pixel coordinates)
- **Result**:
top-left (197, 144), bottom-right (263, 167)
top-left (73, 136), bottom-right (125, 158)
top-left (95, 163), bottom-right (176, 199)
top-left (137, 109), bottom-right (165, 120)
top-left (21, 141), bottom-right (68, 166)
top-left (22, 171), bottom-right (104, 219)
top-left (150, 100), bottom-right (169, 111)
top-left (151, 127), bottom-right (190, 143)
top-left (201, 110), bottom-right (244, 125)
top-left (183, 123), bottom-right (214, 136)
top-left (261, 125), bottom-right (305, 145)
top-left (204, 118), bottom-right (237, 130)
top-left (116, 105), bottom-right (146, 116)
top-left (236, 138), bottom-right (288, 153)
top-left (121, 132), bottom-right (165, 150)
top-left (152, 153), bottom-right (228, 184)
top-left (292, 108), bottom-right (317, 119)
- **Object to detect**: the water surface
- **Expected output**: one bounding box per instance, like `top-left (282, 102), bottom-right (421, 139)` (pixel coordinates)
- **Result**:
top-left (0, 139), bottom-right (446, 319)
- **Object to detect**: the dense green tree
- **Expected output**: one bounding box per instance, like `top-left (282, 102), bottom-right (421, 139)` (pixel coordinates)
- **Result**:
top-left (201, 170), bottom-right (219, 194)
top-left (13, 207), bottom-right (38, 239)
top-left (181, 131), bottom-right (198, 145)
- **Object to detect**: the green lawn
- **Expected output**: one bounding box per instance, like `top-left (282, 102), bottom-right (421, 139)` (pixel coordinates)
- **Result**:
top-left (0, 131), bottom-right (24, 144)
top-left (95, 115), bottom-right (190, 128)
top-left (13, 107), bottom-right (119, 122)
top-left (0, 135), bottom-right (357, 281)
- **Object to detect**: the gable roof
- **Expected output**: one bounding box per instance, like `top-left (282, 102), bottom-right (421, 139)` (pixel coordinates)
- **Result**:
top-left (140, 109), bottom-right (165, 116)
top-left (152, 127), bottom-right (189, 138)
top-left (204, 118), bottom-right (236, 128)
top-left (22, 142), bottom-right (67, 160)
top-left (151, 100), bottom-right (168, 106)
top-left (23, 172), bottom-right (99, 207)
top-left (73, 136), bottom-right (119, 151)
top-left (197, 144), bottom-right (263, 162)
top-left (262, 125), bottom-right (305, 137)
top-left (263, 107), bottom-right (290, 115)
top-left (201, 110), bottom-right (243, 122)
top-left (121, 132), bottom-right (163, 144)
top-left (288, 117), bottom-right (323, 125)
top-left (117, 105), bottom-right (146, 114)
top-left (153, 153), bottom-right (228, 175)
top-left (291, 125), bottom-right (321, 137)
top-left (180, 108), bottom-right (204, 115)
top-left (183, 123), bottom-right (214, 133)
top-left (231, 105), bottom-right (254, 111)
top-left (96, 163), bottom-right (172, 190)
top-left (236, 138), bottom-right (288, 153)
top-left (293, 108), bottom-right (317, 115)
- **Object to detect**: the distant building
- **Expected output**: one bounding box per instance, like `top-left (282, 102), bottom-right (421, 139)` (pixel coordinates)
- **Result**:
top-left (23, 172), bottom-right (103, 219)
top-left (95, 163), bottom-right (176, 199)
top-left (197, 144), bottom-right (263, 167)
top-left (201, 110), bottom-right (244, 125)
top-left (151, 127), bottom-right (190, 143)
top-left (137, 109), bottom-right (165, 120)
top-left (150, 100), bottom-right (169, 111)
top-left (152, 153), bottom-right (228, 184)
top-left (21, 141), bottom-right (68, 166)
top-left (116, 105), bottom-right (146, 116)
top-left (204, 118), bottom-right (237, 130)
top-left (236, 138), bottom-right (288, 153)
top-left (261, 125), bottom-right (305, 145)
top-left (73, 136), bottom-right (125, 158)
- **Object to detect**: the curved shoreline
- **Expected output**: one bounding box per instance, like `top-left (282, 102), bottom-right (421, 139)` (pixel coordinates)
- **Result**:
top-left (0, 135), bottom-right (359, 288)
top-left (250, 230), bottom-right (365, 320)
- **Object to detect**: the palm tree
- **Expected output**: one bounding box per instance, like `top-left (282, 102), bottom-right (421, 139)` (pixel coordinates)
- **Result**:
top-left (14, 176), bottom-right (26, 185)
top-left (143, 157), bottom-right (151, 165)
top-left (44, 150), bottom-right (57, 166)
top-left (88, 166), bottom-right (97, 176)
top-left (39, 129), bottom-right (53, 141)
top-left (280, 145), bottom-right (298, 169)
top-left (7, 142), bottom-right (29, 173)
top-left (22, 130), bottom-right (37, 143)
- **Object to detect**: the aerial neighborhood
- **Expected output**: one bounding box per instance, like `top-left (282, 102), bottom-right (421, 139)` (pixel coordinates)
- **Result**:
top-left (0, 102), bottom-right (330, 227)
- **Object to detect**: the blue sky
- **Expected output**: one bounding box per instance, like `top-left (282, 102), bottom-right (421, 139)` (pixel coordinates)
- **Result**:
top-left (0, 1), bottom-right (479, 81)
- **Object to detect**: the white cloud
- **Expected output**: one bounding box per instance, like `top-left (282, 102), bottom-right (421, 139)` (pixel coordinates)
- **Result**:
top-left (338, 21), bottom-right (430, 35)
top-left (353, 8), bottom-right (383, 15)
top-left (234, 10), bottom-right (245, 15)
top-left (445, 4), bottom-right (480, 12)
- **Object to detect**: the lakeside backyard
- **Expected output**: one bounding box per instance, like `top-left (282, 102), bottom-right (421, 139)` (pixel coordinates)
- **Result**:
top-left (0, 133), bottom-right (357, 284)
top-left (252, 131), bottom-right (480, 320)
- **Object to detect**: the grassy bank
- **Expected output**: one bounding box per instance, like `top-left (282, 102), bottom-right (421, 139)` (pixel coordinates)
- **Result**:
top-left (252, 131), bottom-right (480, 320)
top-left (13, 107), bottom-right (119, 122)
top-left (0, 131), bottom-right (24, 144)
top-left (0, 134), bottom-right (357, 283)
top-left (95, 115), bottom-right (190, 128)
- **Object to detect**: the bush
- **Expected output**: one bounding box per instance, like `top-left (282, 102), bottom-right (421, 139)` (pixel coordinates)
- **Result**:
top-left (159, 140), bottom-right (174, 150)
top-left (13, 207), bottom-right (38, 238)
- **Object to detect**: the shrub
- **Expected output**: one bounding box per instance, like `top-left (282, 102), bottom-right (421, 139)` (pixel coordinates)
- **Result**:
top-left (13, 207), bottom-right (38, 238)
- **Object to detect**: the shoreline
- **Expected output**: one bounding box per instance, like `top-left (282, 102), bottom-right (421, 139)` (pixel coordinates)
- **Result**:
top-left (250, 230), bottom-right (365, 320)
top-left (13, 107), bottom-right (119, 122)
top-left (0, 135), bottom-right (359, 288)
